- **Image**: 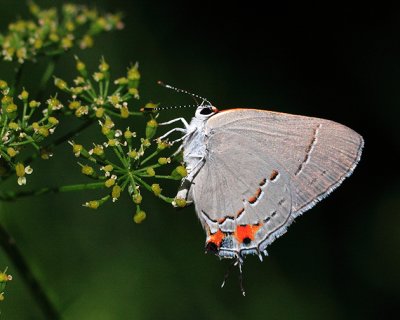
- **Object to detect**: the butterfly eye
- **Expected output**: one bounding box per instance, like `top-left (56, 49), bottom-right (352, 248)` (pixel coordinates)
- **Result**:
top-left (200, 107), bottom-right (213, 115)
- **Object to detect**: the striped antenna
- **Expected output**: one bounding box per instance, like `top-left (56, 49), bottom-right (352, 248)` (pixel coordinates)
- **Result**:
top-left (153, 104), bottom-right (198, 111)
top-left (158, 81), bottom-right (212, 106)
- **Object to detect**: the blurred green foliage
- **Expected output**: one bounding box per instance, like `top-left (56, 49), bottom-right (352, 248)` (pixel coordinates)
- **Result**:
top-left (0, 1), bottom-right (399, 320)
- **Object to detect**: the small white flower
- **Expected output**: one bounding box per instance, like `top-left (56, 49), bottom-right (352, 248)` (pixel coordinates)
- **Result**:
top-left (25, 166), bottom-right (33, 175)
top-left (114, 130), bottom-right (122, 137)
top-left (17, 177), bottom-right (26, 186)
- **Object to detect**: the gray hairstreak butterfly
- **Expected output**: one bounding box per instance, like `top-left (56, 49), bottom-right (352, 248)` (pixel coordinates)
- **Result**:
top-left (157, 83), bottom-right (364, 293)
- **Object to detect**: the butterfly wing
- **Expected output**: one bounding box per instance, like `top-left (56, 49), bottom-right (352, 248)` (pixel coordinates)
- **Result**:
top-left (191, 109), bottom-right (363, 258)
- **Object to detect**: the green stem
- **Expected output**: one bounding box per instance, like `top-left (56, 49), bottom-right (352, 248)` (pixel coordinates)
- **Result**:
top-left (36, 57), bottom-right (58, 100)
top-left (21, 101), bottom-right (28, 128)
top-left (135, 163), bottom-right (162, 173)
top-left (129, 111), bottom-right (144, 116)
top-left (140, 149), bottom-right (161, 166)
top-left (154, 175), bottom-right (181, 180)
top-left (133, 175), bottom-right (174, 203)
top-left (99, 80), bottom-right (104, 99)
top-left (0, 223), bottom-right (60, 319)
top-left (112, 147), bottom-right (127, 168)
top-left (0, 181), bottom-right (105, 201)
top-left (1, 114), bottom-right (8, 137)
top-left (103, 77), bottom-right (110, 99)
top-left (104, 108), bottom-right (125, 119)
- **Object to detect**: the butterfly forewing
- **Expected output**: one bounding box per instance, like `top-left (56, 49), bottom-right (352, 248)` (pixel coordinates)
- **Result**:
top-left (206, 109), bottom-right (364, 215)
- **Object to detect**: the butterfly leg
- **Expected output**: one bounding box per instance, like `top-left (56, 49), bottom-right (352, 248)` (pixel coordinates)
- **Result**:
top-left (158, 117), bottom-right (190, 128)
top-left (157, 127), bottom-right (187, 141)
top-left (169, 131), bottom-right (191, 146)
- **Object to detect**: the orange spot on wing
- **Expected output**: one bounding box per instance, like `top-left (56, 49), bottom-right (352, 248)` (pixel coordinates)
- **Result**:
top-left (234, 224), bottom-right (262, 244)
top-left (248, 188), bottom-right (262, 204)
top-left (208, 229), bottom-right (225, 247)
top-left (270, 170), bottom-right (279, 181)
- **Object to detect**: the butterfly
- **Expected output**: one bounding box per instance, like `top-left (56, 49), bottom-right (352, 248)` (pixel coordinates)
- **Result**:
top-left (157, 83), bottom-right (363, 290)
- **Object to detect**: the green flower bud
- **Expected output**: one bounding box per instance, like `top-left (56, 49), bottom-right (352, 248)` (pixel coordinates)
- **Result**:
top-left (124, 129), bottom-right (133, 139)
top-left (0, 80), bottom-right (8, 90)
top-left (127, 65), bottom-right (140, 80)
top-left (75, 105), bottom-right (89, 117)
top-left (174, 198), bottom-right (187, 208)
top-left (108, 95), bottom-right (120, 105)
top-left (114, 77), bottom-right (128, 85)
top-left (105, 177), bottom-right (116, 188)
top-left (107, 139), bottom-right (117, 147)
top-left (151, 183), bottom-right (162, 196)
top-left (71, 143), bottom-right (83, 156)
top-left (133, 210), bottom-right (146, 224)
top-left (120, 105), bottom-right (129, 118)
top-left (5, 103), bottom-right (17, 113)
top-left (65, 21), bottom-right (75, 32)
top-left (145, 120), bottom-right (157, 139)
top-left (93, 72), bottom-right (105, 82)
top-left (80, 35), bottom-right (94, 49)
top-left (146, 167), bottom-right (155, 176)
top-left (61, 35), bottom-right (73, 49)
top-left (54, 78), bottom-right (68, 90)
top-left (95, 107), bottom-right (105, 118)
top-left (92, 145), bottom-right (104, 156)
top-left (128, 150), bottom-right (137, 158)
top-left (8, 122), bottom-right (19, 130)
top-left (128, 87), bottom-right (139, 98)
top-left (18, 89), bottom-right (29, 100)
top-left (176, 165), bottom-right (187, 177)
top-left (103, 164), bottom-right (113, 172)
top-left (15, 163), bottom-right (25, 177)
top-left (1, 96), bottom-right (12, 106)
top-left (38, 127), bottom-right (49, 137)
top-left (32, 122), bottom-right (40, 130)
top-left (132, 193), bottom-right (142, 204)
top-left (157, 141), bottom-right (169, 150)
top-left (81, 165), bottom-right (94, 176)
top-left (71, 86), bottom-right (84, 95)
top-left (48, 117), bottom-right (59, 125)
top-left (99, 59), bottom-right (109, 72)
top-left (112, 185), bottom-right (121, 200)
top-left (158, 157), bottom-right (169, 165)
top-left (76, 59), bottom-right (86, 74)
top-left (69, 101), bottom-right (81, 110)
top-left (85, 200), bottom-right (100, 209)
top-left (0, 272), bottom-right (11, 282)
top-left (29, 100), bottom-right (40, 108)
top-left (49, 33), bottom-right (60, 42)
top-left (7, 147), bottom-right (18, 157)
top-left (142, 139), bottom-right (151, 147)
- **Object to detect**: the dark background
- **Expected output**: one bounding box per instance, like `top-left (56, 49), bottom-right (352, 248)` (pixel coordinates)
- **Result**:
top-left (1, 1), bottom-right (399, 319)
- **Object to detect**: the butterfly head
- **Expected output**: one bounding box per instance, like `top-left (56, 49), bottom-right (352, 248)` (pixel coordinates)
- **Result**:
top-left (195, 104), bottom-right (219, 120)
